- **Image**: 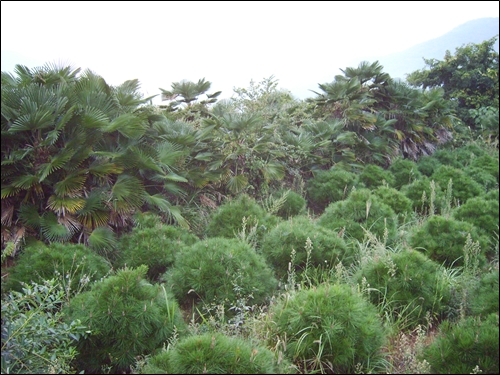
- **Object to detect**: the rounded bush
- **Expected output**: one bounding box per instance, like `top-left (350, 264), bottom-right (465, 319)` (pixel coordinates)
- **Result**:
top-left (464, 166), bottom-right (498, 191)
top-left (482, 188), bottom-right (499, 202)
top-left (5, 242), bottom-right (110, 292)
top-left (143, 333), bottom-right (292, 374)
top-left (274, 190), bottom-right (307, 219)
top-left (65, 265), bottom-right (186, 373)
top-left (267, 283), bottom-right (386, 373)
top-left (469, 269), bottom-right (499, 317)
top-left (260, 216), bottom-right (349, 279)
top-left (417, 155), bottom-right (442, 177)
top-left (116, 225), bottom-right (198, 281)
top-left (356, 250), bottom-right (451, 328)
top-left (358, 164), bottom-right (395, 189)
top-left (453, 197), bottom-right (499, 240)
top-left (372, 186), bottom-right (413, 219)
top-left (401, 176), bottom-right (445, 215)
top-left (166, 238), bottom-right (277, 313)
top-left (389, 158), bottom-right (422, 189)
top-left (420, 313), bottom-right (499, 374)
top-left (317, 188), bottom-right (398, 243)
top-left (430, 165), bottom-right (485, 205)
top-left (432, 149), bottom-right (462, 168)
top-left (469, 154), bottom-right (499, 182)
top-left (206, 194), bottom-right (276, 241)
top-left (409, 215), bottom-right (488, 267)
top-left (306, 168), bottom-right (357, 210)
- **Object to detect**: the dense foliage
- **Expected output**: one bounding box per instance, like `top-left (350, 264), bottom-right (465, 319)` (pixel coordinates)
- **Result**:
top-left (1, 36), bottom-right (498, 374)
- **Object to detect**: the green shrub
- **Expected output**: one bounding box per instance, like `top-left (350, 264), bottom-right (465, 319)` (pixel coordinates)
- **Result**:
top-left (464, 166), bottom-right (498, 191)
top-left (431, 165), bottom-right (485, 205)
top-left (306, 168), bottom-right (358, 210)
top-left (143, 333), bottom-right (292, 374)
top-left (166, 238), bottom-right (277, 313)
top-left (482, 188), bottom-right (499, 202)
top-left (372, 186), bottom-right (413, 220)
top-left (5, 242), bottom-right (110, 293)
top-left (401, 176), bottom-right (445, 215)
top-left (205, 194), bottom-right (277, 241)
top-left (389, 158), bottom-right (422, 189)
top-left (1, 279), bottom-right (87, 374)
top-left (453, 143), bottom-right (488, 165)
top-left (274, 190), bottom-right (307, 219)
top-left (409, 215), bottom-right (488, 267)
top-left (469, 154), bottom-right (499, 182)
top-left (358, 164), bottom-right (395, 189)
top-left (453, 197), bottom-right (499, 240)
top-left (420, 313), bottom-right (499, 374)
top-left (116, 225), bottom-right (198, 281)
top-left (417, 155), bottom-right (442, 177)
top-left (469, 269), bottom-right (499, 317)
top-left (356, 250), bottom-right (451, 328)
top-left (260, 216), bottom-right (349, 280)
top-left (267, 283), bottom-right (386, 373)
top-left (432, 149), bottom-right (462, 168)
top-left (317, 188), bottom-right (398, 243)
top-left (65, 265), bottom-right (186, 373)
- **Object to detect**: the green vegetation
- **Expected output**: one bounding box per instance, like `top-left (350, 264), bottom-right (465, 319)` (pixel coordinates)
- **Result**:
top-left (1, 36), bottom-right (498, 374)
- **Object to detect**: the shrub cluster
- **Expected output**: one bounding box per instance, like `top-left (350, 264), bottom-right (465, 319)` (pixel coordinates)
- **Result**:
top-left (389, 157), bottom-right (422, 189)
top-left (142, 333), bottom-right (292, 374)
top-left (358, 164), bottom-right (395, 189)
top-left (267, 283), bottom-right (386, 373)
top-left (65, 265), bottom-right (186, 373)
top-left (5, 242), bottom-right (110, 293)
top-left (306, 168), bottom-right (357, 210)
top-left (166, 237), bottom-right (278, 314)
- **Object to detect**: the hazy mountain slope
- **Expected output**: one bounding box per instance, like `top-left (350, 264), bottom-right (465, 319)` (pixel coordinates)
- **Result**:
top-left (375, 17), bottom-right (499, 80)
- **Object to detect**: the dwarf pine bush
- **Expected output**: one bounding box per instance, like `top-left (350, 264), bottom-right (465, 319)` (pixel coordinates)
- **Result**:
top-left (389, 157), bottom-right (422, 189)
top-left (453, 196), bottom-right (499, 241)
top-left (468, 269), bottom-right (499, 317)
top-left (431, 165), bottom-right (485, 205)
top-left (409, 215), bottom-right (488, 268)
top-left (166, 237), bottom-right (277, 314)
top-left (267, 283), bottom-right (386, 373)
top-left (356, 249), bottom-right (451, 329)
top-left (260, 215), bottom-right (349, 280)
top-left (205, 194), bottom-right (277, 241)
top-left (274, 190), bottom-right (307, 219)
top-left (401, 176), bottom-right (445, 215)
top-left (306, 168), bottom-right (358, 211)
top-left (358, 164), bottom-right (395, 189)
top-left (317, 188), bottom-right (398, 243)
top-left (142, 333), bottom-right (292, 374)
top-left (469, 153), bottom-right (499, 182)
top-left (116, 224), bottom-right (198, 281)
top-left (464, 166), bottom-right (498, 191)
top-left (372, 186), bottom-right (413, 220)
top-left (65, 265), bottom-right (186, 373)
top-left (5, 242), bottom-right (110, 293)
top-left (417, 155), bottom-right (442, 177)
top-left (420, 313), bottom-right (499, 374)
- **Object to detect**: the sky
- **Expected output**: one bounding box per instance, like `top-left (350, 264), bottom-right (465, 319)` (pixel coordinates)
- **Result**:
top-left (1, 1), bottom-right (499, 102)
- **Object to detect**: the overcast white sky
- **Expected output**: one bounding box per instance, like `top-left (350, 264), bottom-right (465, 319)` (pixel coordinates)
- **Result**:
top-left (1, 1), bottom-right (499, 101)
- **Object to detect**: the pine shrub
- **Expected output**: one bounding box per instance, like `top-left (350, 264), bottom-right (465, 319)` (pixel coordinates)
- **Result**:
top-left (453, 197), bottom-right (499, 241)
top-left (372, 186), bottom-right (413, 220)
top-left (5, 242), bottom-right (110, 293)
top-left (409, 215), bottom-right (488, 267)
top-left (356, 250), bottom-right (451, 328)
top-left (482, 188), bottom-right (499, 202)
top-left (417, 155), bottom-right (442, 177)
top-left (306, 168), bottom-right (358, 211)
top-left (464, 166), bottom-right (498, 191)
top-left (317, 188), bottom-right (398, 243)
top-left (260, 215), bottom-right (349, 280)
top-left (267, 283), bottom-right (386, 373)
top-left (116, 224), bottom-right (198, 281)
top-left (389, 157), bottom-right (422, 189)
top-left (401, 176), bottom-right (445, 215)
top-left (205, 194), bottom-right (277, 241)
top-left (358, 164), bottom-right (395, 189)
top-left (142, 333), bottom-right (292, 374)
top-left (274, 190), bottom-right (307, 219)
top-left (469, 269), bottom-right (499, 317)
top-left (166, 237), bottom-right (277, 314)
top-left (65, 265), bottom-right (186, 373)
top-left (420, 313), bottom-right (499, 374)
top-left (469, 154), bottom-right (499, 182)
top-left (430, 165), bottom-right (485, 205)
